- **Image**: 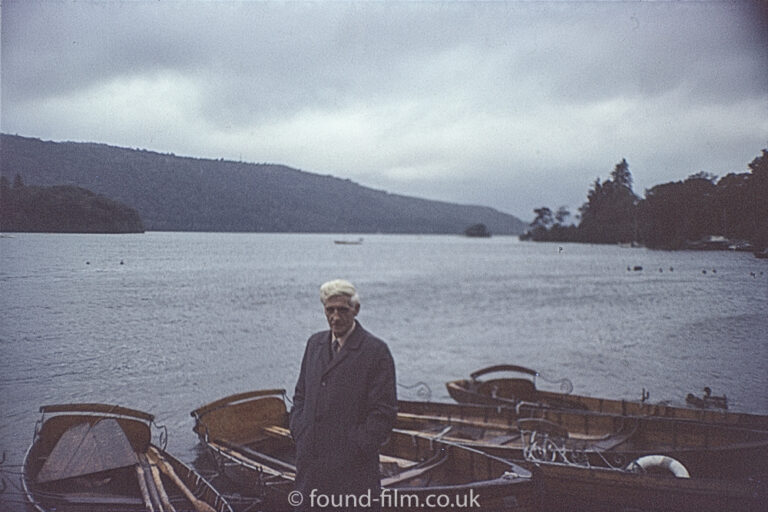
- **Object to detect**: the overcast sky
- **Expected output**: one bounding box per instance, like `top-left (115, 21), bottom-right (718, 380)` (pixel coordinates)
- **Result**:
top-left (2, 0), bottom-right (766, 220)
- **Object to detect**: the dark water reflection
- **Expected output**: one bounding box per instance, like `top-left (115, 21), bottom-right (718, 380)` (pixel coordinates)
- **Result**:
top-left (1, 232), bottom-right (766, 509)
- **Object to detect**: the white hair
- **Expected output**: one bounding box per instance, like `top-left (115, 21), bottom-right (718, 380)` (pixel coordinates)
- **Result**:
top-left (320, 279), bottom-right (360, 307)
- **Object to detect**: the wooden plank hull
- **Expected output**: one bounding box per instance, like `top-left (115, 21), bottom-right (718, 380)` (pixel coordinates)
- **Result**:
top-left (446, 365), bottom-right (768, 430)
top-left (191, 389), bottom-right (536, 511)
top-left (398, 399), bottom-right (768, 479)
top-left (520, 460), bottom-right (767, 512)
top-left (23, 404), bottom-right (233, 512)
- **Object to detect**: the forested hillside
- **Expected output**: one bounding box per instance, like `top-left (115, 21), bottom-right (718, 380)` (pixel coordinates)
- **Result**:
top-left (0, 134), bottom-right (526, 234)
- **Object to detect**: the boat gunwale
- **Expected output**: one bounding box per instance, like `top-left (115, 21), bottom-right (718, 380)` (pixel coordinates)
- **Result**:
top-left (191, 388), bottom-right (287, 420)
top-left (38, 403), bottom-right (155, 422)
top-left (401, 398), bottom-right (768, 438)
top-left (445, 377), bottom-right (768, 430)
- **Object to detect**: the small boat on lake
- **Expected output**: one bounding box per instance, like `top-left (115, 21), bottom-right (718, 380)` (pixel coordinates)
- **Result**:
top-left (23, 403), bottom-right (233, 512)
top-left (334, 237), bottom-right (364, 245)
top-left (397, 400), bottom-right (768, 511)
top-left (191, 389), bottom-right (536, 511)
top-left (446, 364), bottom-right (768, 429)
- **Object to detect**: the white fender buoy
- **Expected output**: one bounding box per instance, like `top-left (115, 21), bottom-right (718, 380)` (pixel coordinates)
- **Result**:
top-left (626, 455), bottom-right (690, 478)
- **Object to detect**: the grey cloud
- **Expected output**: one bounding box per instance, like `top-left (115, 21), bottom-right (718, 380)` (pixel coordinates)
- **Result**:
top-left (2, 0), bottom-right (766, 219)
top-left (6, 2), bottom-right (763, 111)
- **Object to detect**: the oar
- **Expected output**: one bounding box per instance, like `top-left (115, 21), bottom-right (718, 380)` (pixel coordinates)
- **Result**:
top-left (138, 454), bottom-right (165, 512)
top-left (147, 446), bottom-right (217, 512)
top-left (135, 463), bottom-right (156, 512)
top-left (145, 454), bottom-right (177, 512)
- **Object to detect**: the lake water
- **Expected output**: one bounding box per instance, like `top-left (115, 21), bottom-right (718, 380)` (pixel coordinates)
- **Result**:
top-left (1, 232), bottom-right (767, 509)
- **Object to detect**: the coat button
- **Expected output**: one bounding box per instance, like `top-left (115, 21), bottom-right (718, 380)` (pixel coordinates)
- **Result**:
top-left (321, 380), bottom-right (327, 387)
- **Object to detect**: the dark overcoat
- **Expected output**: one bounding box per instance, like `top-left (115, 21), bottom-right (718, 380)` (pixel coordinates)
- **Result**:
top-left (289, 322), bottom-right (397, 511)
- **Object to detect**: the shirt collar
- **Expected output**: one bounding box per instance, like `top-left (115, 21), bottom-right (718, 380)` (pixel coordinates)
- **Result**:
top-left (333, 321), bottom-right (357, 348)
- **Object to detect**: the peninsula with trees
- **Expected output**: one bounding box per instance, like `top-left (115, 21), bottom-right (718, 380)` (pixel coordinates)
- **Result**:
top-left (521, 148), bottom-right (768, 253)
top-left (0, 175), bottom-right (144, 233)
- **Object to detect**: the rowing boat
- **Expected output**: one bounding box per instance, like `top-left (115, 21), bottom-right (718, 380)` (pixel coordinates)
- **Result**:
top-left (397, 400), bottom-right (768, 511)
top-left (521, 457), bottom-right (766, 512)
top-left (191, 389), bottom-right (536, 511)
top-left (446, 364), bottom-right (768, 429)
top-left (397, 399), bottom-right (768, 479)
top-left (22, 403), bottom-right (233, 512)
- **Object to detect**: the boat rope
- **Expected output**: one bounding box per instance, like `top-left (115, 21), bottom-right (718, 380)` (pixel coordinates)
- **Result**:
top-left (152, 420), bottom-right (169, 450)
top-left (397, 381), bottom-right (432, 401)
top-left (536, 371), bottom-right (574, 394)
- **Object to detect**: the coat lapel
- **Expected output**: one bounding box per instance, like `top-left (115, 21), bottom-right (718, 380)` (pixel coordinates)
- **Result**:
top-left (319, 332), bottom-right (333, 370)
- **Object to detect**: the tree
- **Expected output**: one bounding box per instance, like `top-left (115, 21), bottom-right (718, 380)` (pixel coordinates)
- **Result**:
top-left (13, 174), bottom-right (24, 189)
top-left (610, 158), bottom-right (632, 190)
top-left (639, 175), bottom-right (719, 248)
top-left (520, 205), bottom-right (580, 242)
top-left (746, 148), bottom-right (768, 248)
top-left (578, 160), bottom-right (639, 244)
top-left (715, 172), bottom-right (751, 240)
top-left (689, 171), bottom-right (717, 183)
top-left (531, 207), bottom-right (554, 230)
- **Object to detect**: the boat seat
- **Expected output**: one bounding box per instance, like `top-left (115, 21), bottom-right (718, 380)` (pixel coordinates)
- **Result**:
top-left (485, 433), bottom-right (521, 445)
top-left (380, 454), bottom-right (418, 469)
top-left (478, 378), bottom-right (536, 401)
top-left (262, 425), bottom-right (292, 438)
top-left (260, 425), bottom-right (418, 470)
top-left (210, 440), bottom-right (297, 475)
top-left (381, 452), bottom-right (447, 487)
top-left (517, 418), bottom-right (569, 440)
top-left (43, 494), bottom-right (145, 506)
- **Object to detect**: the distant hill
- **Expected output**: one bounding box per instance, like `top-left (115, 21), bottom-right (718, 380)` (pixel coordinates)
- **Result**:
top-left (0, 179), bottom-right (144, 233)
top-left (0, 134), bottom-right (526, 234)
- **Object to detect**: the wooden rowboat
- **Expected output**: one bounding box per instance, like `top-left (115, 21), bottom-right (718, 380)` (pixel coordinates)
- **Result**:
top-left (23, 403), bottom-right (233, 512)
top-left (191, 389), bottom-right (536, 511)
top-left (519, 457), bottom-right (767, 512)
top-left (397, 399), bottom-right (768, 479)
top-left (397, 400), bottom-right (768, 511)
top-left (447, 364), bottom-right (768, 429)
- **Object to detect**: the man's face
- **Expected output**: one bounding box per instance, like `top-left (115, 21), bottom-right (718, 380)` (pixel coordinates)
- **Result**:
top-left (324, 295), bottom-right (359, 337)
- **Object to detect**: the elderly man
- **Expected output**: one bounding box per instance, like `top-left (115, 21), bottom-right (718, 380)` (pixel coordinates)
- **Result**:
top-left (289, 279), bottom-right (397, 511)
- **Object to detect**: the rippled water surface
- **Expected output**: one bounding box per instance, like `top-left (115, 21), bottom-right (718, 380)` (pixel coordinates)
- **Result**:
top-left (1, 232), bottom-right (767, 508)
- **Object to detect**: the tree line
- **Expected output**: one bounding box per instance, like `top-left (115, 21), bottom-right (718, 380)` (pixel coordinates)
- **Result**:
top-left (521, 148), bottom-right (768, 251)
